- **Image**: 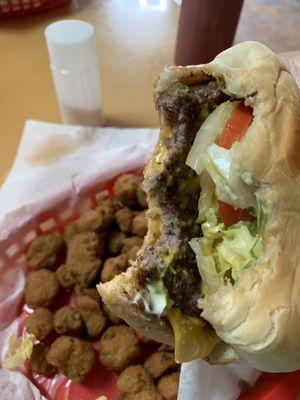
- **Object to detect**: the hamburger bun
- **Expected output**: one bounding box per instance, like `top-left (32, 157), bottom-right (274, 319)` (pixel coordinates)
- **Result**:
top-left (98, 41), bottom-right (300, 372)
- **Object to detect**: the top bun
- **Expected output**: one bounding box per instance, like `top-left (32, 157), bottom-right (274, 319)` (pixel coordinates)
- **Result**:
top-left (195, 41), bottom-right (300, 372)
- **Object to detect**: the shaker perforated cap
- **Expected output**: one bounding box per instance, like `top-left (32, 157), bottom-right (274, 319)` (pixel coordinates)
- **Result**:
top-left (45, 19), bottom-right (98, 71)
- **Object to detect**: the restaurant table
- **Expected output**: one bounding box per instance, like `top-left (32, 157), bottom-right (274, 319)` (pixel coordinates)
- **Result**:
top-left (0, 0), bottom-right (180, 184)
top-left (1, 0), bottom-right (299, 185)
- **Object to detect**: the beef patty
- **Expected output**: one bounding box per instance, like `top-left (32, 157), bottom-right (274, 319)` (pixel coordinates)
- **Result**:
top-left (138, 79), bottom-right (228, 317)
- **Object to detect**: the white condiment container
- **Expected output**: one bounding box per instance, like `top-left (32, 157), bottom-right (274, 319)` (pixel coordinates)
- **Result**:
top-left (45, 19), bottom-right (104, 127)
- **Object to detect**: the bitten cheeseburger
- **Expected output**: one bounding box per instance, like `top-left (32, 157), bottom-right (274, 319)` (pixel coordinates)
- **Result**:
top-left (98, 41), bottom-right (300, 372)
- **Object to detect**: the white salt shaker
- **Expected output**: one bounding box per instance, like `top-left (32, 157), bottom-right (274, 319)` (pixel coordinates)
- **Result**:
top-left (45, 20), bottom-right (104, 127)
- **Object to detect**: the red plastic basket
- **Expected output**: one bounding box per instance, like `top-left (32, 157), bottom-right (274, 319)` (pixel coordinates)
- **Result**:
top-left (0, 0), bottom-right (69, 17)
top-left (1, 167), bottom-right (300, 399)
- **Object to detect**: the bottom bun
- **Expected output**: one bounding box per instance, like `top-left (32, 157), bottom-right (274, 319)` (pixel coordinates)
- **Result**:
top-left (97, 266), bottom-right (174, 345)
top-left (98, 266), bottom-right (238, 365)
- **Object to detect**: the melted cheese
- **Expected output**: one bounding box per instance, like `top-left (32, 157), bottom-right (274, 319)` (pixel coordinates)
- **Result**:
top-left (145, 214), bottom-right (162, 245)
top-left (145, 124), bottom-right (172, 177)
top-left (143, 124), bottom-right (173, 245)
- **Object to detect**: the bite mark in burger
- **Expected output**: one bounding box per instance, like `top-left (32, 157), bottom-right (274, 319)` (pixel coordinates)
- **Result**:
top-left (98, 41), bottom-right (300, 372)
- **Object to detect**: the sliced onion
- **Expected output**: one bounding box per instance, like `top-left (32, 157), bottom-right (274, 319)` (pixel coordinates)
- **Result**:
top-left (186, 101), bottom-right (239, 175)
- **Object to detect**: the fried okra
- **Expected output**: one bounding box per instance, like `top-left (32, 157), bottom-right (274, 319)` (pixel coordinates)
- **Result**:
top-left (57, 232), bottom-right (102, 289)
top-left (29, 344), bottom-right (57, 376)
top-left (56, 263), bottom-right (76, 288)
top-left (137, 184), bottom-right (147, 209)
top-left (68, 232), bottom-right (102, 287)
top-left (96, 191), bottom-right (121, 211)
top-left (119, 389), bottom-right (163, 400)
top-left (75, 286), bottom-right (101, 303)
top-left (121, 236), bottom-right (143, 254)
top-left (68, 260), bottom-right (100, 289)
top-left (114, 174), bottom-right (142, 208)
top-left (144, 351), bottom-right (177, 378)
top-left (64, 194), bottom-right (118, 243)
top-left (53, 306), bottom-right (83, 335)
top-left (157, 372), bottom-right (180, 400)
top-left (76, 294), bottom-right (106, 337)
top-left (100, 325), bottom-right (142, 371)
top-left (115, 208), bottom-right (135, 233)
top-left (25, 308), bottom-right (53, 339)
top-left (132, 212), bottom-right (147, 237)
top-left (102, 303), bottom-right (123, 324)
top-left (107, 230), bottom-right (126, 256)
top-left (101, 244), bottom-right (141, 283)
top-left (126, 245), bottom-right (140, 262)
top-left (117, 365), bottom-right (154, 394)
top-left (67, 231), bottom-right (102, 264)
top-left (47, 336), bottom-right (95, 383)
top-left (158, 344), bottom-right (174, 352)
top-left (64, 209), bottom-right (102, 244)
top-left (25, 269), bottom-right (60, 309)
top-left (100, 254), bottom-right (128, 283)
top-left (27, 232), bottom-right (64, 269)
top-left (136, 333), bottom-right (156, 345)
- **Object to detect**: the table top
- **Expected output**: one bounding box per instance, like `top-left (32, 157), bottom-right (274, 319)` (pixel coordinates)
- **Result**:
top-left (1, 0), bottom-right (299, 185)
top-left (0, 0), bottom-right (180, 183)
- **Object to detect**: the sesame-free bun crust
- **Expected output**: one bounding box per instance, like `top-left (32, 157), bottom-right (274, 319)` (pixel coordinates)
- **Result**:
top-left (99, 41), bottom-right (300, 372)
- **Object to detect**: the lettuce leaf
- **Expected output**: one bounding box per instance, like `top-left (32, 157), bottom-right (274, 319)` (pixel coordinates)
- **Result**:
top-left (191, 218), bottom-right (260, 295)
top-left (217, 222), bottom-right (257, 282)
top-left (186, 101), bottom-right (239, 174)
top-left (190, 175), bottom-right (265, 295)
top-left (167, 308), bottom-right (219, 363)
top-left (190, 238), bottom-right (220, 295)
top-left (3, 334), bottom-right (35, 369)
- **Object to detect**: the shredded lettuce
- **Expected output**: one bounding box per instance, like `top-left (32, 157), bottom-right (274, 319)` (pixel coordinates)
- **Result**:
top-left (186, 101), bottom-right (239, 174)
top-left (167, 308), bottom-right (219, 363)
top-left (3, 334), bottom-right (35, 369)
top-left (190, 173), bottom-right (265, 295)
top-left (190, 238), bottom-right (220, 295)
top-left (217, 223), bottom-right (257, 281)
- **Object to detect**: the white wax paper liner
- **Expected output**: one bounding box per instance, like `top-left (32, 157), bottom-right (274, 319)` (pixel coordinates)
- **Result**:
top-left (0, 120), bottom-right (260, 399)
top-left (179, 359), bottom-right (260, 400)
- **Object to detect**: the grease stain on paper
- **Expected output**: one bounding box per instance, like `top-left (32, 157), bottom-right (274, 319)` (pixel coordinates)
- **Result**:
top-left (25, 133), bottom-right (94, 165)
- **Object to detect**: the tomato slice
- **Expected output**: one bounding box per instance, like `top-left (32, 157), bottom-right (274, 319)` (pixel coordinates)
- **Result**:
top-left (217, 103), bottom-right (254, 226)
top-left (219, 103), bottom-right (253, 149)
top-left (217, 200), bottom-right (254, 228)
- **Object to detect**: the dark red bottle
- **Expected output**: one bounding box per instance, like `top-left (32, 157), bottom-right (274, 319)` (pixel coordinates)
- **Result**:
top-left (175, 0), bottom-right (244, 65)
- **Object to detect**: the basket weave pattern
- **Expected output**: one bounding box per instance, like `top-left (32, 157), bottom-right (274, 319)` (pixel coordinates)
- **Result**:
top-left (0, 177), bottom-right (116, 270)
top-left (0, 0), bottom-right (68, 17)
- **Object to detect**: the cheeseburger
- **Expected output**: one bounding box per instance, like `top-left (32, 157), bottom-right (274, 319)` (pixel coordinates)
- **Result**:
top-left (98, 41), bottom-right (300, 372)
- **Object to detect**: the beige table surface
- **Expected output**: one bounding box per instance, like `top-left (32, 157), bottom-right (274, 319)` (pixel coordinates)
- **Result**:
top-left (1, 0), bottom-right (299, 185)
top-left (0, 0), bottom-right (180, 183)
